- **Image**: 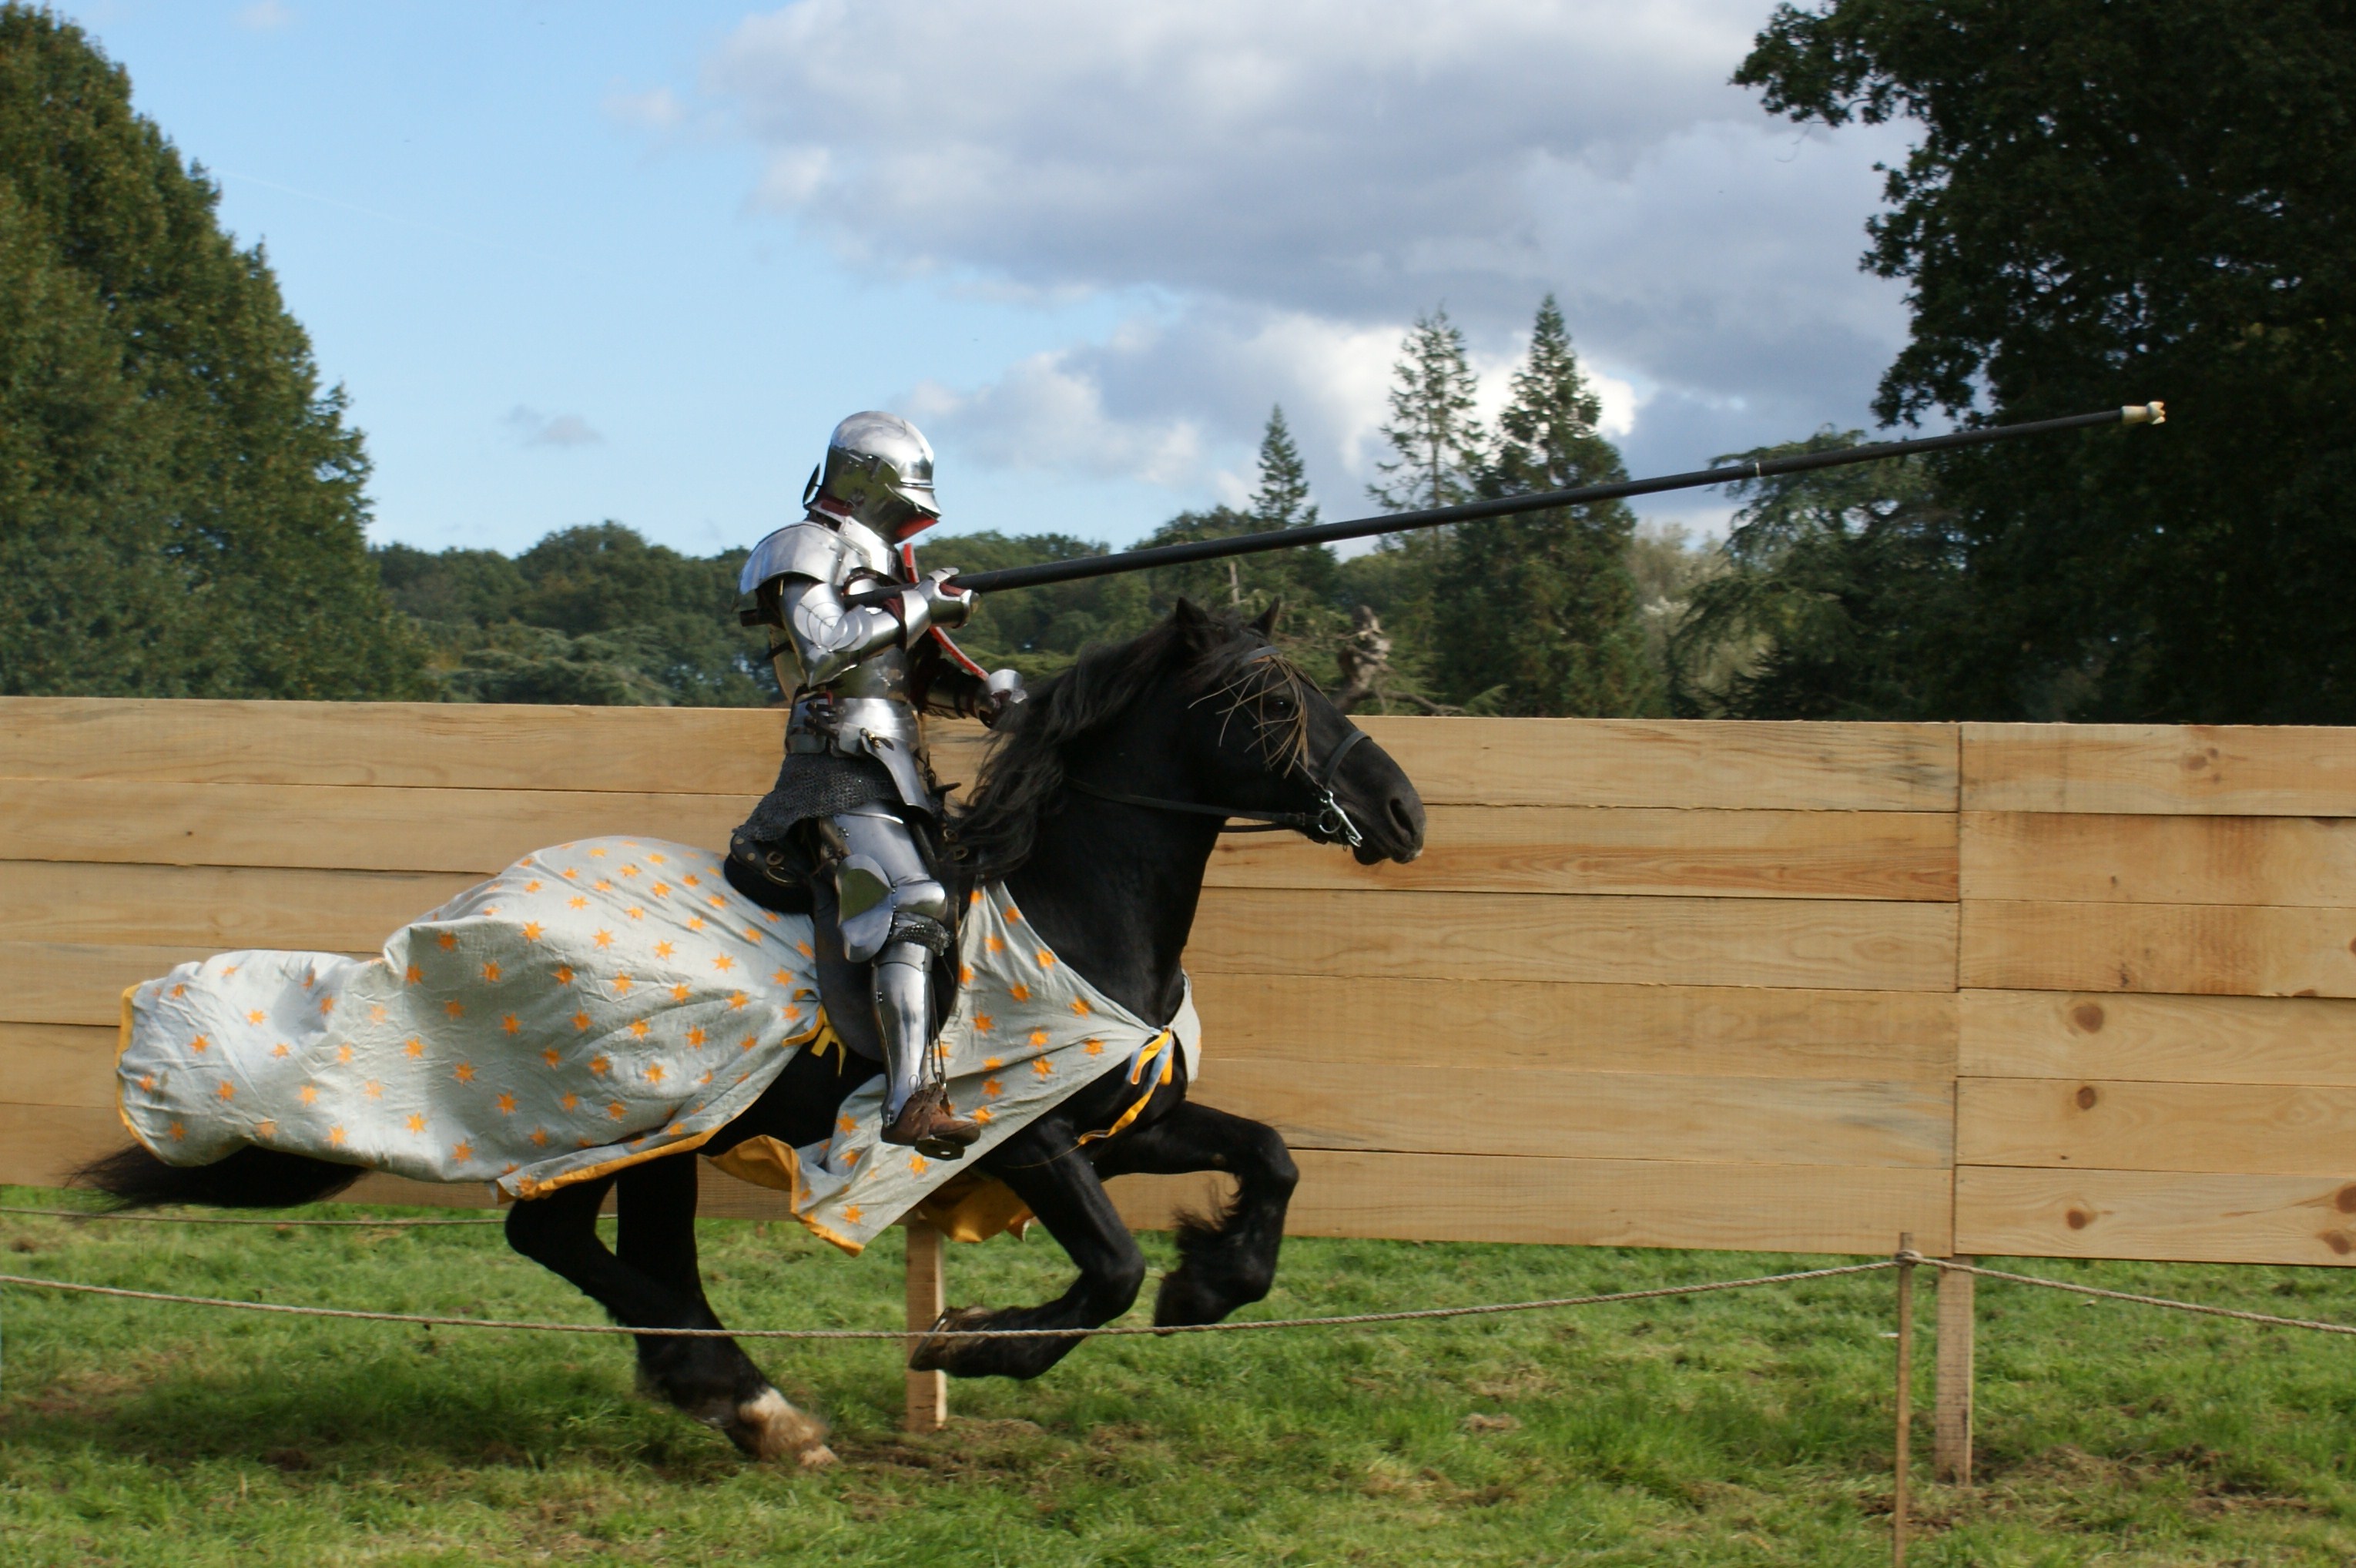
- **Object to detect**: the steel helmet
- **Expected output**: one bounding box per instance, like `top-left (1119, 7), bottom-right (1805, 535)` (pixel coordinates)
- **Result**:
top-left (806, 411), bottom-right (941, 540)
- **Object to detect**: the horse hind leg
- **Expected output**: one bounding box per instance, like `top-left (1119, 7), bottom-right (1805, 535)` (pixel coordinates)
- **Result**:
top-left (504, 1161), bottom-right (832, 1466)
top-left (1092, 1101), bottom-right (1298, 1327)
top-left (613, 1156), bottom-right (835, 1466)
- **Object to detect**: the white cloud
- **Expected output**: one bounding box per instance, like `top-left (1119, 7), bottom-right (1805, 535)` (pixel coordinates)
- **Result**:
top-left (236, 1), bottom-right (293, 31)
top-left (504, 407), bottom-right (605, 450)
top-left (602, 85), bottom-right (687, 132)
top-left (691, 0), bottom-right (1914, 505)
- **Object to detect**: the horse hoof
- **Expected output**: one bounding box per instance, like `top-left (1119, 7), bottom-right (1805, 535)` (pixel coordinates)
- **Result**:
top-left (729, 1385), bottom-right (832, 1465)
top-left (907, 1305), bottom-right (996, 1373)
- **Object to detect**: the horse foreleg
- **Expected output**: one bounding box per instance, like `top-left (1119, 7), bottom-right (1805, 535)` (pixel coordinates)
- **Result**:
top-left (504, 1159), bottom-right (832, 1465)
top-left (1089, 1101), bottom-right (1299, 1327)
top-left (910, 1131), bottom-right (1145, 1382)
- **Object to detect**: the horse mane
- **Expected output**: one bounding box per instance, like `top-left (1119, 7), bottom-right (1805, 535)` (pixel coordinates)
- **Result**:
top-left (946, 606), bottom-right (1311, 883)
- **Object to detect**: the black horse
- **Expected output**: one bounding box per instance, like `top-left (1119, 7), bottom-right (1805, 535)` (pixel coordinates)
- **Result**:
top-left (75, 601), bottom-right (1426, 1463)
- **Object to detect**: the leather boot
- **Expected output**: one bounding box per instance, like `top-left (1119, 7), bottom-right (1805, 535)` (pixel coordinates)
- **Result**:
top-left (882, 1084), bottom-right (981, 1159)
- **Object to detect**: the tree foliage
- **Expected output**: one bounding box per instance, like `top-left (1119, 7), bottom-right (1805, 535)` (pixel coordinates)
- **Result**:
top-left (1671, 434), bottom-right (1965, 719)
top-left (378, 524), bottom-right (772, 705)
top-left (1433, 297), bottom-right (1651, 715)
top-left (0, 6), bottom-right (424, 698)
top-left (1738, 0), bottom-right (2356, 721)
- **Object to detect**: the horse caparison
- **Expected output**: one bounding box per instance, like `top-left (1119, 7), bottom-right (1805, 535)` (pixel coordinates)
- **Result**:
top-left (73, 601), bottom-right (1428, 1464)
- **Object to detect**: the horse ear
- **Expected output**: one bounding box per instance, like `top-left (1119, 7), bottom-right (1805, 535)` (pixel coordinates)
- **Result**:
top-left (1171, 597), bottom-right (1212, 640)
top-left (1252, 598), bottom-right (1285, 637)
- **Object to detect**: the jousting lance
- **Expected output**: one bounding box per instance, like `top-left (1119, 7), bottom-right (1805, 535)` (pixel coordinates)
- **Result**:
top-left (927, 402), bottom-right (2167, 597)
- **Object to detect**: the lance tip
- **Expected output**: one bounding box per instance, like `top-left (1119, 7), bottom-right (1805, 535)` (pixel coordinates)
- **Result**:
top-left (2123, 401), bottom-right (2166, 426)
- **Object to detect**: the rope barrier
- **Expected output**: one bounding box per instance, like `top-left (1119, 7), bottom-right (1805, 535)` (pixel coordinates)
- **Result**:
top-left (0, 1258), bottom-right (1901, 1341)
top-left (1912, 1252), bottom-right (2356, 1338)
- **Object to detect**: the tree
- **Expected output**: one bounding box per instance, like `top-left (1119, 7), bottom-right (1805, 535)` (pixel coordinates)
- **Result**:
top-left (1669, 433), bottom-right (1966, 719)
top-left (379, 524), bottom-right (772, 706)
top-left (1739, 1), bottom-right (2356, 722)
top-left (1251, 404), bottom-right (1318, 529)
top-left (1367, 307), bottom-right (1485, 513)
top-left (0, 7), bottom-right (424, 698)
top-left (1431, 297), bottom-right (1651, 715)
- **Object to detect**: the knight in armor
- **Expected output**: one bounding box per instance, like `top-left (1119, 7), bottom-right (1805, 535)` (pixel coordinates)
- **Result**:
top-left (727, 413), bottom-right (1024, 1158)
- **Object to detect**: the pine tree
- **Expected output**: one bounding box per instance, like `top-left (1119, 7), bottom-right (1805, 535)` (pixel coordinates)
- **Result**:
top-left (0, 7), bottom-right (424, 698)
top-left (1367, 308), bottom-right (1484, 512)
top-left (1251, 404), bottom-right (1319, 529)
top-left (1431, 297), bottom-right (1651, 715)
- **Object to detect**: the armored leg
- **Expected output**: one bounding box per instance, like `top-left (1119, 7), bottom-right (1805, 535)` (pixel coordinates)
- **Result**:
top-left (813, 804), bottom-right (980, 1158)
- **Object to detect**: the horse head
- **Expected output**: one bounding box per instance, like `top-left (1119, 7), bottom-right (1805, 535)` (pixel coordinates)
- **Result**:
top-left (1160, 597), bottom-right (1426, 866)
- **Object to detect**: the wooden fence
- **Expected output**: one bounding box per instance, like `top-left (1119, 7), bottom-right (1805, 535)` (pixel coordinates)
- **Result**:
top-left (3, 699), bottom-right (2354, 1275)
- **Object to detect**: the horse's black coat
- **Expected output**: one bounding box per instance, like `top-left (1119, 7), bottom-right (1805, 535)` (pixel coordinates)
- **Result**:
top-left (74, 601), bottom-right (1426, 1452)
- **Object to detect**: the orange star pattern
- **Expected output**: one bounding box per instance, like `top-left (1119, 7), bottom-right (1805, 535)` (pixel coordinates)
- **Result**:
top-left (685, 1027), bottom-right (705, 1047)
top-left (364, 1081), bottom-right (383, 1100)
top-left (573, 1011), bottom-right (592, 1030)
top-left (327, 1126), bottom-right (347, 1147)
top-left (1085, 1040), bottom-right (1104, 1056)
top-left (607, 1101), bottom-right (626, 1120)
top-left (612, 974), bottom-right (635, 994)
top-left (405, 964), bottom-right (423, 983)
top-left (190, 1034), bottom-right (210, 1054)
top-left (629, 1020), bottom-right (650, 1038)
top-left (407, 1114), bottom-right (426, 1134)
top-left (299, 1084), bottom-right (318, 1105)
top-left (543, 1047), bottom-right (561, 1067)
top-left (497, 1092), bottom-right (517, 1115)
top-left (588, 1056), bottom-right (610, 1076)
top-left (671, 983), bottom-right (691, 1002)
top-left (247, 1009), bottom-right (266, 1024)
top-left (843, 1204), bottom-right (863, 1225)
top-left (984, 1078), bottom-right (1003, 1098)
top-left (437, 933), bottom-right (457, 951)
top-left (593, 930), bottom-right (614, 949)
top-left (454, 1062), bottom-right (475, 1084)
top-left (728, 992), bottom-right (748, 1010)
top-left (555, 964), bottom-right (575, 984)
top-left (654, 941), bottom-right (675, 960)
top-left (405, 1037), bottom-right (425, 1057)
top-left (1071, 999), bottom-right (1093, 1017)
top-left (503, 1014), bottom-right (521, 1035)
top-left (216, 1082), bottom-right (235, 1101)
top-left (1009, 983), bottom-right (1031, 1003)
top-left (560, 1092), bottom-right (580, 1111)
top-left (452, 1141), bottom-right (473, 1161)
top-left (444, 1000), bottom-right (464, 1019)
top-left (529, 1128), bottom-right (550, 1146)
top-left (645, 1064), bottom-right (665, 1084)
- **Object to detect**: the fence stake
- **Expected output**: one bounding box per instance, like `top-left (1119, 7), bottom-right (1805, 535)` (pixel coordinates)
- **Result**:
top-left (1894, 1233), bottom-right (1914, 1568)
top-left (903, 1220), bottom-right (948, 1433)
top-left (1935, 1254), bottom-right (1975, 1484)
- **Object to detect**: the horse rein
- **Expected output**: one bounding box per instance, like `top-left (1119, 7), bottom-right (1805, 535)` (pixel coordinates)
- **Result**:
top-left (1063, 645), bottom-right (1371, 849)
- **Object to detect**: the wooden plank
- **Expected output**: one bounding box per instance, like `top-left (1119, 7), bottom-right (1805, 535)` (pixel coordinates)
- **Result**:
top-left (0, 861), bottom-right (478, 950)
top-left (0, 1021), bottom-right (119, 1109)
top-left (1959, 1077), bottom-right (2356, 1178)
top-left (0, 1101), bottom-right (129, 1188)
top-left (0, 696), bottom-right (786, 793)
top-left (1193, 973), bottom-right (1957, 1081)
top-left (1351, 717), bottom-right (1956, 810)
top-left (0, 941), bottom-right (375, 1027)
top-left (1204, 1060), bottom-right (1952, 1167)
top-left (1208, 807), bottom-right (1956, 901)
top-left (1961, 900), bottom-right (2356, 997)
top-left (1962, 812), bottom-right (2356, 907)
top-left (0, 779), bottom-right (746, 873)
top-left (1956, 1165), bottom-right (2356, 1265)
top-left (1190, 888), bottom-right (1959, 992)
top-left (1959, 989), bottom-right (2356, 1086)
top-left (1265, 1150), bottom-right (1952, 1253)
top-left (1962, 722), bottom-right (2356, 816)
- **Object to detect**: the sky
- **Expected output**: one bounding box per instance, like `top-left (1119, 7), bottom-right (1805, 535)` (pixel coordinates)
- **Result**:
top-left (52, 0), bottom-right (1918, 558)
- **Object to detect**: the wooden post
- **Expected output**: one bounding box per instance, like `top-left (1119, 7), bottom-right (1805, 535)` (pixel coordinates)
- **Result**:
top-left (1893, 1233), bottom-right (1915, 1568)
top-left (1934, 1255), bottom-right (1975, 1485)
top-left (903, 1220), bottom-right (947, 1433)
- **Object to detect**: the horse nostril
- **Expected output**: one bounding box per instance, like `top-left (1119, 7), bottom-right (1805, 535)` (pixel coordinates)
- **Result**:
top-left (1386, 796), bottom-right (1423, 843)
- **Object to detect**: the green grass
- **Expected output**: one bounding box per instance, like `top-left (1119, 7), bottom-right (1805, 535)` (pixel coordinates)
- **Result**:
top-left (5, 1184), bottom-right (2356, 1566)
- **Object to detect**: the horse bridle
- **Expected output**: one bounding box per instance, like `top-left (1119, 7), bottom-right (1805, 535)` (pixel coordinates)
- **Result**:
top-left (1063, 645), bottom-right (1372, 849)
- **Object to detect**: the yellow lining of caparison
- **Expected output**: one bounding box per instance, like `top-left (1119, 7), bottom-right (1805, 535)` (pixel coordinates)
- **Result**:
top-left (1077, 1029), bottom-right (1175, 1148)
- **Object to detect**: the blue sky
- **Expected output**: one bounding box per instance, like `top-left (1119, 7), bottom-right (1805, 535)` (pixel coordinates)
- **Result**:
top-left (54, 1), bottom-right (1915, 558)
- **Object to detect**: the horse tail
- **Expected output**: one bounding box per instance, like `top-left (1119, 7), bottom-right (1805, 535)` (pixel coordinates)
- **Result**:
top-left (70, 1143), bottom-right (364, 1212)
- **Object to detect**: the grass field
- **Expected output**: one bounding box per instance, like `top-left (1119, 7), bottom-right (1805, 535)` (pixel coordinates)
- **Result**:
top-left (5, 1183), bottom-right (2356, 1565)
